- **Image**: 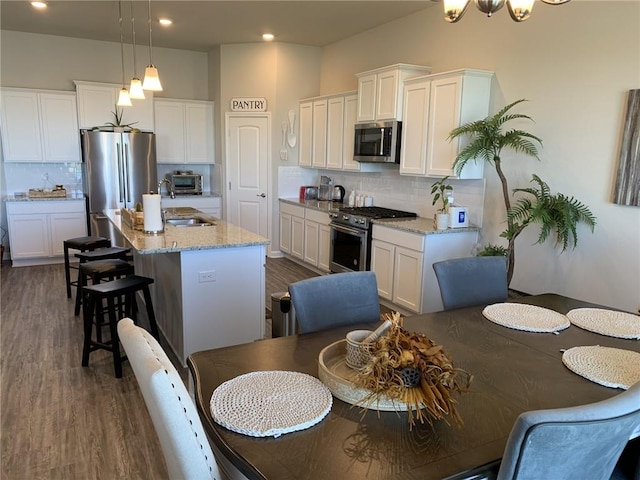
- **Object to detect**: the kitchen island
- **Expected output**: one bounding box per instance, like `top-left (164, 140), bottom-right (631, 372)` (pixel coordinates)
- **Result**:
top-left (105, 208), bottom-right (269, 365)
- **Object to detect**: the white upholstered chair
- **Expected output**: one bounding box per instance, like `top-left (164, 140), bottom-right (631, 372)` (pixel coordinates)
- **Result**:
top-left (117, 318), bottom-right (222, 480)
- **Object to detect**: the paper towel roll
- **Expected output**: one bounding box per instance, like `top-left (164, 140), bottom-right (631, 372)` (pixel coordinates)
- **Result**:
top-left (143, 193), bottom-right (163, 233)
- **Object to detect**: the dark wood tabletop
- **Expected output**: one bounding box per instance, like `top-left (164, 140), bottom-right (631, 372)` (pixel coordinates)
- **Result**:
top-left (188, 294), bottom-right (640, 480)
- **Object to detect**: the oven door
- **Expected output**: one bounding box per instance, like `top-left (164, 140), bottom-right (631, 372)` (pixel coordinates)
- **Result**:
top-left (329, 223), bottom-right (368, 273)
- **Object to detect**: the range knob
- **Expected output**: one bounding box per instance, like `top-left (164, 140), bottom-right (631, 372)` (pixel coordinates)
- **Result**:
top-left (342, 215), bottom-right (349, 221)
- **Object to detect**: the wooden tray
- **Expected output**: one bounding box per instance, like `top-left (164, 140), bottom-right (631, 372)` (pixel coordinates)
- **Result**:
top-left (318, 339), bottom-right (411, 412)
top-left (28, 188), bottom-right (66, 198)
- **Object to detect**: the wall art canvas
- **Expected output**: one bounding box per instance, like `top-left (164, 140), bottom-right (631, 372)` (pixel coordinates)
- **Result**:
top-left (613, 89), bottom-right (640, 207)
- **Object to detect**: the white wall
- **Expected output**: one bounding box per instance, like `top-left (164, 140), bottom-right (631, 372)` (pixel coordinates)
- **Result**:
top-left (320, 1), bottom-right (640, 312)
top-left (219, 42), bottom-right (322, 254)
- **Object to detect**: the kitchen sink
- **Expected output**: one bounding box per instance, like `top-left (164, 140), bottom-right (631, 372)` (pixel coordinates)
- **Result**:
top-left (166, 217), bottom-right (214, 227)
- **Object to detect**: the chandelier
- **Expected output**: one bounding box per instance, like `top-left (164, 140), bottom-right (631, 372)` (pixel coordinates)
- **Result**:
top-left (443, 0), bottom-right (571, 23)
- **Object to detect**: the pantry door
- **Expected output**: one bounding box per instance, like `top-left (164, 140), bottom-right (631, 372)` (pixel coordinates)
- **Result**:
top-left (225, 113), bottom-right (270, 238)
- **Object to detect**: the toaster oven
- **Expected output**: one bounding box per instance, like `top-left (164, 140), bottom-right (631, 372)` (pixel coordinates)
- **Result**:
top-left (168, 172), bottom-right (203, 195)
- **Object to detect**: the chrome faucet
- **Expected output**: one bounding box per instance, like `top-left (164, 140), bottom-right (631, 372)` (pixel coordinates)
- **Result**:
top-left (158, 178), bottom-right (175, 199)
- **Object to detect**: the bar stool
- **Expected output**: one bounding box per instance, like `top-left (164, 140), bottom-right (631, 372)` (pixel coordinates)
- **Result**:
top-left (81, 275), bottom-right (158, 378)
top-left (75, 259), bottom-right (135, 316)
top-left (63, 236), bottom-right (111, 298)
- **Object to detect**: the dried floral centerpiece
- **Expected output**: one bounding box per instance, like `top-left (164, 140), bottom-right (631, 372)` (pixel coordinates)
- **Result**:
top-left (353, 312), bottom-right (471, 427)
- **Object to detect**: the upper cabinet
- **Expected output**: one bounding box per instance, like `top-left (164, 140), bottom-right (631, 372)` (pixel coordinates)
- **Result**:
top-left (356, 64), bottom-right (432, 123)
top-left (400, 69), bottom-right (493, 179)
top-left (299, 92), bottom-right (380, 172)
top-left (0, 88), bottom-right (80, 163)
top-left (74, 80), bottom-right (154, 132)
top-left (155, 99), bottom-right (215, 164)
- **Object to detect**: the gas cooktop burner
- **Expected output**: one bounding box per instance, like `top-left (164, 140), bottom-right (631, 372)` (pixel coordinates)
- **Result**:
top-left (338, 206), bottom-right (417, 219)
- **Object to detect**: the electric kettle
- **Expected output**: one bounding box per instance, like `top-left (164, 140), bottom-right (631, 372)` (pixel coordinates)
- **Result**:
top-left (332, 185), bottom-right (345, 203)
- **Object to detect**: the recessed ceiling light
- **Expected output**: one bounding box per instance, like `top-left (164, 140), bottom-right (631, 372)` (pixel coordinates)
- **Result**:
top-left (262, 33), bottom-right (275, 41)
top-left (159, 18), bottom-right (173, 26)
top-left (31, 1), bottom-right (47, 8)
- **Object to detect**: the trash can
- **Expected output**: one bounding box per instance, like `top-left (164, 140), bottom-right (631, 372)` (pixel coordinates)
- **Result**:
top-left (271, 291), bottom-right (295, 338)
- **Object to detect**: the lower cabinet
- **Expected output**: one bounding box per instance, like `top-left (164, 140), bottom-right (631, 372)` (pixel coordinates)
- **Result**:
top-left (160, 196), bottom-right (222, 218)
top-left (371, 224), bottom-right (478, 313)
top-left (280, 201), bottom-right (331, 272)
top-left (6, 200), bottom-right (87, 266)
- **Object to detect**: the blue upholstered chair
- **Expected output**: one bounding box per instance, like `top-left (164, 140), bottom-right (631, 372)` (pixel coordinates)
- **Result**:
top-left (432, 256), bottom-right (508, 310)
top-left (288, 271), bottom-right (381, 334)
top-left (117, 318), bottom-right (223, 480)
top-left (497, 381), bottom-right (640, 480)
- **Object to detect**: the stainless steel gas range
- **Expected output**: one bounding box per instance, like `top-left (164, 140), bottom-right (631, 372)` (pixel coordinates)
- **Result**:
top-left (329, 206), bottom-right (417, 273)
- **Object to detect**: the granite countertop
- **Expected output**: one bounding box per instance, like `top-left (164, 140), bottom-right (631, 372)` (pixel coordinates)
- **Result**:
top-left (105, 208), bottom-right (269, 254)
top-left (279, 198), bottom-right (480, 235)
top-left (372, 217), bottom-right (480, 235)
top-left (4, 192), bottom-right (85, 202)
top-left (279, 197), bottom-right (341, 213)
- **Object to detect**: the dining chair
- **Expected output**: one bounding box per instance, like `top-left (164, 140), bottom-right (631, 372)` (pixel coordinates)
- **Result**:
top-left (288, 271), bottom-right (381, 334)
top-left (432, 256), bottom-right (508, 310)
top-left (496, 381), bottom-right (640, 480)
top-left (117, 318), bottom-right (222, 480)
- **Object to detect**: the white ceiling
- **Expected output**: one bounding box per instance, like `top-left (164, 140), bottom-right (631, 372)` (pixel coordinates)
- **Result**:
top-left (0, 1), bottom-right (436, 51)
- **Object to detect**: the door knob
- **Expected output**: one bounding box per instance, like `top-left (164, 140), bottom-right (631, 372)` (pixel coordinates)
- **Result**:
top-left (257, 193), bottom-right (266, 198)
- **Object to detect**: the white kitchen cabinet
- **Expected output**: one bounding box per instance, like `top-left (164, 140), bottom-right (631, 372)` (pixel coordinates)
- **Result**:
top-left (155, 99), bottom-right (214, 164)
top-left (74, 80), bottom-right (154, 132)
top-left (6, 200), bottom-right (87, 267)
top-left (0, 88), bottom-right (80, 163)
top-left (356, 64), bottom-right (431, 123)
top-left (371, 224), bottom-right (478, 313)
top-left (160, 196), bottom-right (222, 218)
top-left (303, 208), bottom-right (331, 272)
top-left (298, 100), bottom-right (313, 167)
top-left (400, 69), bottom-right (493, 179)
top-left (280, 202), bottom-right (305, 260)
top-left (326, 96), bottom-right (345, 170)
top-left (371, 229), bottom-right (424, 313)
top-left (311, 99), bottom-right (328, 168)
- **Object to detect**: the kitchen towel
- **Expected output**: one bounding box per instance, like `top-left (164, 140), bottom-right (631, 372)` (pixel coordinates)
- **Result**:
top-left (143, 193), bottom-right (163, 233)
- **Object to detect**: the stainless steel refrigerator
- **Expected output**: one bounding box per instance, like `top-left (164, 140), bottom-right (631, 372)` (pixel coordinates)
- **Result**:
top-left (81, 130), bottom-right (157, 244)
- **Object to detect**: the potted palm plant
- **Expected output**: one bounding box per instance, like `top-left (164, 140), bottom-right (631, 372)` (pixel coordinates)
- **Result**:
top-left (449, 99), bottom-right (596, 285)
top-left (431, 176), bottom-right (453, 230)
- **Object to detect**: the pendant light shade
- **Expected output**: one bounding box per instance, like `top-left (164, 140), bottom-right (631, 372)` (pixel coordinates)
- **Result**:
top-left (443, 0), bottom-right (470, 23)
top-left (507, 0), bottom-right (534, 21)
top-left (117, 87), bottom-right (132, 106)
top-left (117, 1), bottom-right (131, 107)
top-left (129, 77), bottom-right (145, 99)
top-left (142, 0), bottom-right (162, 91)
top-left (128, 0), bottom-right (145, 99)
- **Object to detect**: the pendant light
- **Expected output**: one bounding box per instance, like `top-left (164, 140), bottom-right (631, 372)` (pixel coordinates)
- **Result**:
top-left (443, 0), bottom-right (570, 23)
top-left (142, 0), bottom-right (162, 91)
top-left (117, 1), bottom-right (131, 107)
top-left (129, 0), bottom-right (145, 99)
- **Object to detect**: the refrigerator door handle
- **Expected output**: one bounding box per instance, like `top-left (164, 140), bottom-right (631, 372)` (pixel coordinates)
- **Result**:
top-left (117, 142), bottom-right (125, 203)
top-left (124, 145), bottom-right (132, 203)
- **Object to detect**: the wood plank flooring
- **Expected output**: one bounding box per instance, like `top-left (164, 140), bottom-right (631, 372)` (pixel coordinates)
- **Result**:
top-left (0, 256), bottom-right (319, 479)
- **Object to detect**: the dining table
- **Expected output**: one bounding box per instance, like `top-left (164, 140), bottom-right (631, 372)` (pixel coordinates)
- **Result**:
top-left (187, 293), bottom-right (640, 480)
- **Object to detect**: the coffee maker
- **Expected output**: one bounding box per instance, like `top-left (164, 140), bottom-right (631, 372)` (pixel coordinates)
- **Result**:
top-left (318, 175), bottom-right (333, 201)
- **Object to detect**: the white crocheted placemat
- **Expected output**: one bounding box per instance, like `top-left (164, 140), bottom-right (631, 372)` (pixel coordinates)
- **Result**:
top-left (566, 308), bottom-right (640, 340)
top-left (482, 303), bottom-right (570, 333)
top-left (562, 346), bottom-right (640, 389)
top-left (210, 371), bottom-right (333, 438)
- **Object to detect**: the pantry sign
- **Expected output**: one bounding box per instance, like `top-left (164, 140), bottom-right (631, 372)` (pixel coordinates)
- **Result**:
top-left (230, 97), bottom-right (267, 112)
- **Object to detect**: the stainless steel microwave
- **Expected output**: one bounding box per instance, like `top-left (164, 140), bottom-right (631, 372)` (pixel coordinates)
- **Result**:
top-left (167, 172), bottom-right (203, 195)
top-left (353, 120), bottom-right (402, 163)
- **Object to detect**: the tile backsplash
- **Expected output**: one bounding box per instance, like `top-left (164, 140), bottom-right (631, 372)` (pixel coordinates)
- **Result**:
top-left (278, 166), bottom-right (486, 226)
top-left (3, 162), bottom-right (83, 195)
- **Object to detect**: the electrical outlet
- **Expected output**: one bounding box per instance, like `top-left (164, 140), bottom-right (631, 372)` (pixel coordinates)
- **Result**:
top-left (198, 270), bottom-right (216, 283)
top-left (280, 150), bottom-right (288, 161)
